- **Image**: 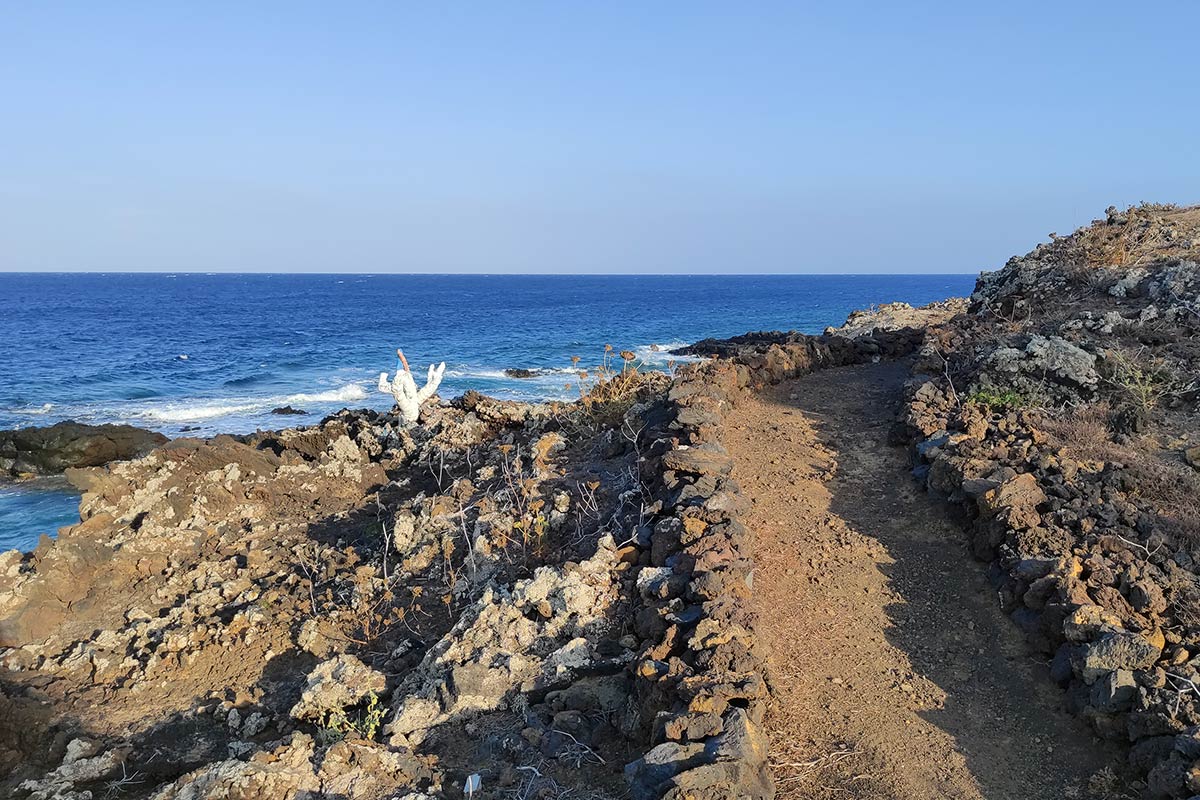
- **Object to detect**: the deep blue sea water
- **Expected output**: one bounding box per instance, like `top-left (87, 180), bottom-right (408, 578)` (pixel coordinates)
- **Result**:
top-left (1, 273), bottom-right (976, 551)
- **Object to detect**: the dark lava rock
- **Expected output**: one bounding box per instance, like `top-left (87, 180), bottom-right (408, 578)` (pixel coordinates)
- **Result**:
top-left (270, 405), bottom-right (309, 415)
top-left (0, 421), bottom-right (167, 476)
top-left (672, 330), bottom-right (802, 359)
top-left (504, 368), bottom-right (538, 379)
top-left (1113, 405), bottom-right (1150, 435)
top-left (661, 444), bottom-right (734, 476)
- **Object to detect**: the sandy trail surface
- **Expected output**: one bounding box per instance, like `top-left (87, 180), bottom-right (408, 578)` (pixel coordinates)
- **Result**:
top-left (726, 361), bottom-right (1117, 799)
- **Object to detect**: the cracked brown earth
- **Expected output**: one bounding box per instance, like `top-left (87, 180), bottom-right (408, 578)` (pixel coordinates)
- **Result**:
top-left (726, 361), bottom-right (1119, 799)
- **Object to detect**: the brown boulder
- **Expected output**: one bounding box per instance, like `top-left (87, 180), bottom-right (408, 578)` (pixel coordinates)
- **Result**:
top-left (978, 472), bottom-right (1047, 530)
top-left (662, 445), bottom-right (734, 476)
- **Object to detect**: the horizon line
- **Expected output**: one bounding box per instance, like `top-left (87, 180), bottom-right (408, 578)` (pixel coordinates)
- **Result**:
top-left (0, 270), bottom-right (981, 277)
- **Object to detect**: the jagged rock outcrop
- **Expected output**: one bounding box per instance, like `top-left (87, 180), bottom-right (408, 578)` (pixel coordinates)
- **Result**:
top-left (289, 655), bottom-right (386, 722)
top-left (387, 536), bottom-right (626, 747)
top-left (0, 384), bottom-right (664, 799)
top-left (825, 298), bottom-right (967, 338)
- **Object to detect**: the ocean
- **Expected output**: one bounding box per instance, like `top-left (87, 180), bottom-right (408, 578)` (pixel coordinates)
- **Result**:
top-left (1, 273), bottom-right (976, 551)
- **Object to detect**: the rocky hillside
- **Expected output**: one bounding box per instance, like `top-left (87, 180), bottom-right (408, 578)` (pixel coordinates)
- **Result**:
top-left (898, 203), bottom-right (1200, 797)
top-left (667, 202), bottom-right (1200, 797)
top-left (1, 375), bottom-right (680, 799)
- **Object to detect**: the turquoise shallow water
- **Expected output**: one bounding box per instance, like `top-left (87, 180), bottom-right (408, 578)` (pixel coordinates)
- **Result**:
top-left (0, 272), bottom-right (976, 551)
top-left (0, 479), bottom-right (81, 552)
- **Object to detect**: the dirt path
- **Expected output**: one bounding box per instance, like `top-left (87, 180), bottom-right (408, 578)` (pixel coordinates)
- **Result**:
top-left (726, 361), bottom-right (1116, 800)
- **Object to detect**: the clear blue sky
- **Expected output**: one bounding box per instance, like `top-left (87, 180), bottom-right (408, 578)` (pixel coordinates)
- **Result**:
top-left (2, 2), bottom-right (1196, 274)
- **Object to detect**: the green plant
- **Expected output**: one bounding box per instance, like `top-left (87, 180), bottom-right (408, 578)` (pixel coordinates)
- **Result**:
top-left (319, 691), bottom-right (387, 743)
top-left (966, 388), bottom-right (1029, 411)
top-left (513, 503), bottom-right (548, 554)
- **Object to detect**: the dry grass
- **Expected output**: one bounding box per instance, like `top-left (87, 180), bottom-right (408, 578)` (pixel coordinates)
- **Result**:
top-left (566, 345), bottom-right (667, 430)
top-left (1076, 203), bottom-right (1200, 270)
top-left (1169, 576), bottom-right (1200, 631)
top-left (1078, 765), bottom-right (1138, 800)
top-left (1038, 403), bottom-right (1200, 542)
top-left (770, 741), bottom-right (865, 795)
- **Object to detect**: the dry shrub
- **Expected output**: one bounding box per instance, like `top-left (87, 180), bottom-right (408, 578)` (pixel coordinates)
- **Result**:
top-left (1080, 765), bottom-right (1137, 800)
top-left (1169, 575), bottom-right (1200, 631)
top-left (1100, 347), bottom-right (1198, 414)
top-left (1076, 203), bottom-right (1198, 270)
top-left (568, 345), bottom-right (667, 430)
top-left (1038, 402), bottom-right (1200, 542)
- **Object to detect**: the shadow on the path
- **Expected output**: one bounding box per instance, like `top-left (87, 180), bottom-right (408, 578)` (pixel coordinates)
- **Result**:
top-left (761, 361), bottom-right (1115, 800)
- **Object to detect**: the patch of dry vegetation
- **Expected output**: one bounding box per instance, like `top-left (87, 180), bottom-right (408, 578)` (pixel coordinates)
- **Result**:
top-left (1038, 403), bottom-right (1200, 542)
top-left (565, 345), bottom-right (670, 432)
top-left (1079, 204), bottom-right (1200, 269)
top-left (1099, 347), bottom-right (1199, 415)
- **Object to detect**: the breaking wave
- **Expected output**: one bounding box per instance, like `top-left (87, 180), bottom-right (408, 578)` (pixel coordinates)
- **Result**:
top-left (286, 384), bottom-right (369, 404)
top-left (632, 342), bottom-right (704, 364)
top-left (139, 402), bottom-right (262, 422)
top-left (9, 403), bottom-right (56, 416)
top-left (129, 383), bottom-right (371, 423)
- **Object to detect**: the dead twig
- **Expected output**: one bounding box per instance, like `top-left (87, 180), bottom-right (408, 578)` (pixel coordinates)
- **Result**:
top-left (773, 746), bottom-right (861, 785)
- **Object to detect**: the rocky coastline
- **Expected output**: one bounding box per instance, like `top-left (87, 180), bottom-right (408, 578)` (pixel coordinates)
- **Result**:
top-left (2, 203), bottom-right (1200, 799)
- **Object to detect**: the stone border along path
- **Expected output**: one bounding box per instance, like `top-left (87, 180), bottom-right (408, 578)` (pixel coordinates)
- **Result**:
top-left (623, 330), bottom-right (1117, 799)
top-left (623, 331), bottom-right (924, 799)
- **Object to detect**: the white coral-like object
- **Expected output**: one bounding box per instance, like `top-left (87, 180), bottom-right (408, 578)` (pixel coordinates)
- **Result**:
top-left (378, 361), bottom-right (446, 424)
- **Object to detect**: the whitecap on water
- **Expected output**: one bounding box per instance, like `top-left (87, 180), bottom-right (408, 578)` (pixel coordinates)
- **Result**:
top-left (632, 341), bottom-right (704, 364)
top-left (10, 402), bottom-right (55, 416)
top-left (138, 383), bottom-right (368, 422)
top-left (285, 384), bottom-right (369, 404)
top-left (139, 401), bottom-right (263, 422)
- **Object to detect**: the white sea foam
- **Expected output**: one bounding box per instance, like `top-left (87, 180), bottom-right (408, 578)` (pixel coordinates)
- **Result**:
top-left (140, 402), bottom-right (263, 422)
top-left (445, 366), bottom-right (581, 381)
top-left (285, 384), bottom-right (369, 403)
top-left (131, 382), bottom-right (371, 423)
top-left (444, 368), bottom-right (511, 379)
top-left (632, 341), bottom-right (704, 364)
top-left (11, 403), bottom-right (55, 415)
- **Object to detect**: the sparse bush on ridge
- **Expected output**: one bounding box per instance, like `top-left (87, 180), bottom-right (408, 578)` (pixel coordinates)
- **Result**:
top-left (564, 345), bottom-right (669, 431)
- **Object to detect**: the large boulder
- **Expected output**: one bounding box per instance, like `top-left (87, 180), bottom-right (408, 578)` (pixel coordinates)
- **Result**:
top-left (0, 421), bottom-right (167, 476)
top-left (978, 335), bottom-right (1099, 404)
top-left (289, 655), bottom-right (387, 722)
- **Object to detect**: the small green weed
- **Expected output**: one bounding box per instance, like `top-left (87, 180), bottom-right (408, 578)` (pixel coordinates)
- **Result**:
top-left (318, 691), bottom-right (387, 743)
top-left (967, 388), bottom-right (1029, 411)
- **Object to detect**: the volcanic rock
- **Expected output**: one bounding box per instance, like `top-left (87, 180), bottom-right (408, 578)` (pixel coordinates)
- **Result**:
top-left (0, 421), bottom-right (167, 476)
